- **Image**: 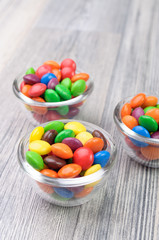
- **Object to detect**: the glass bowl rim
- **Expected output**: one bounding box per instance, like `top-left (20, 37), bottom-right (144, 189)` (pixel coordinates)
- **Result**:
top-left (113, 95), bottom-right (159, 145)
top-left (12, 71), bottom-right (94, 107)
top-left (18, 119), bottom-right (117, 187)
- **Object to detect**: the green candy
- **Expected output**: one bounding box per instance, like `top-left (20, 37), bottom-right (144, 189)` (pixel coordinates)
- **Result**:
top-left (56, 105), bottom-right (69, 116)
top-left (139, 115), bottom-right (158, 132)
top-left (55, 84), bottom-right (72, 100)
top-left (44, 121), bottom-right (64, 133)
top-left (144, 106), bottom-right (156, 113)
top-left (44, 89), bottom-right (60, 102)
top-left (61, 78), bottom-right (72, 90)
top-left (156, 104), bottom-right (159, 109)
top-left (67, 158), bottom-right (73, 164)
top-left (55, 129), bottom-right (75, 143)
top-left (52, 193), bottom-right (71, 201)
top-left (25, 67), bottom-right (35, 75)
top-left (26, 151), bottom-right (44, 170)
top-left (71, 79), bottom-right (86, 97)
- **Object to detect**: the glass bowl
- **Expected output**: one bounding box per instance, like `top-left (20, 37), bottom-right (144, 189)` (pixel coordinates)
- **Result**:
top-left (114, 96), bottom-right (159, 168)
top-left (12, 72), bottom-right (94, 125)
top-left (18, 119), bottom-right (117, 207)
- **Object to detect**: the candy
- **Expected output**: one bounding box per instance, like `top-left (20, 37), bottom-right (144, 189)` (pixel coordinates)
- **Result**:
top-left (37, 182), bottom-right (54, 194)
top-left (71, 73), bottom-right (89, 82)
top-left (122, 115), bottom-right (138, 129)
top-left (84, 137), bottom-right (104, 153)
top-left (131, 126), bottom-right (150, 147)
top-left (71, 80), bottom-right (86, 97)
top-left (44, 155), bottom-right (66, 170)
top-left (41, 73), bottom-right (57, 86)
top-left (55, 84), bottom-right (72, 100)
top-left (52, 69), bottom-right (61, 82)
top-left (74, 187), bottom-right (93, 198)
top-left (56, 106), bottom-right (69, 116)
top-left (47, 78), bottom-right (59, 89)
top-left (36, 64), bottom-right (52, 79)
top-left (23, 74), bottom-right (40, 85)
top-left (21, 84), bottom-right (32, 97)
top-left (26, 151), bottom-right (44, 170)
top-left (141, 146), bottom-right (159, 160)
top-left (130, 93), bottom-right (146, 108)
top-left (42, 129), bottom-right (58, 144)
top-left (29, 126), bottom-right (44, 143)
top-left (139, 115), bottom-right (158, 132)
top-left (40, 169), bottom-right (58, 178)
top-left (44, 89), bottom-right (60, 102)
top-left (144, 106), bottom-right (156, 113)
top-left (54, 187), bottom-right (74, 199)
top-left (76, 132), bottom-right (93, 145)
top-left (58, 164), bottom-right (82, 178)
top-left (84, 164), bottom-right (101, 176)
top-left (29, 83), bottom-right (46, 97)
top-left (51, 143), bottom-right (73, 159)
top-left (64, 121), bottom-right (86, 135)
top-left (121, 103), bottom-right (132, 118)
top-left (61, 78), bottom-right (72, 89)
top-left (93, 150), bottom-right (110, 167)
top-left (25, 67), bottom-right (35, 75)
top-left (20, 81), bottom-right (25, 91)
top-left (62, 137), bottom-right (83, 151)
top-left (142, 96), bottom-right (158, 108)
top-left (29, 140), bottom-right (51, 155)
top-left (151, 131), bottom-right (159, 139)
top-left (45, 111), bottom-right (61, 121)
top-left (132, 107), bottom-right (144, 121)
top-left (145, 108), bottom-right (159, 124)
top-left (55, 129), bottom-right (75, 143)
top-left (73, 147), bottom-right (94, 170)
top-left (31, 97), bottom-right (48, 115)
top-left (92, 130), bottom-right (107, 150)
top-left (43, 60), bottom-right (60, 70)
top-left (66, 107), bottom-right (79, 118)
top-left (61, 67), bottom-right (75, 80)
top-left (61, 58), bottom-right (76, 71)
top-left (44, 121), bottom-right (64, 133)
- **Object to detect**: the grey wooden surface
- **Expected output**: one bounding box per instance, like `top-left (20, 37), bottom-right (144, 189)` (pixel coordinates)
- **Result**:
top-left (1, 0), bottom-right (159, 239)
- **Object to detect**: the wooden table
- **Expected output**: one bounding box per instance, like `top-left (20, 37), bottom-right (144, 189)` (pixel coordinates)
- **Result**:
top-left (1, 0), bottom-right (159, 239)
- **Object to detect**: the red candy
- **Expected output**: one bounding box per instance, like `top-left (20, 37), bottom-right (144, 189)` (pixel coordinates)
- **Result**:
top-left (36, 64), bottom-right (52, 79)
top-left (61, 58), bottom-right (76, 71)
top-left (29, 83), bottom-right (46, 97)
top-left (73, 147), bottom-right (94, 170)
top-left (61, 67), bottom-right (75, 80)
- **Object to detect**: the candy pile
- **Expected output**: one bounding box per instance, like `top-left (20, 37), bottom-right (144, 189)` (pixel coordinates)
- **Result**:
top-left (20, 59), bottom-right (90, 123)
top-left (121, 93), bottom-right (159, 160)
top-left (26, 121), bottom-right (110, 199)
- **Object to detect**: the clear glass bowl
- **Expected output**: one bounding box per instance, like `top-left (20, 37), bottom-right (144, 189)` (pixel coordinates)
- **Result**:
top-left (18, 119), bottom-right (117, 207)
top-left (12, 72), bottom-right (94, 125)
top-left (114, 96), bottom-right (159, 168)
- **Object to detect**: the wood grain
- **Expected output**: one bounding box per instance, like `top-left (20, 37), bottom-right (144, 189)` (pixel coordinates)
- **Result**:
top-left (1, 0), bottom-right (159, 239)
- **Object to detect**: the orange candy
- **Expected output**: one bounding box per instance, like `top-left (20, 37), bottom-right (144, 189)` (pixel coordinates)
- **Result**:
top-left (43, 60), bottom-right (60, 70)
top-left (36, 181), bottom-right (54, 194)
top-left (32, 97), bottom-right (48, 115)
top-left (121, 103), bottom-right (132, 118)
top-left (145, 108), bottom-right (159, 124)
top-left (74, 187), bottom-right (93, 198)
top-left (130, 93), bottom-right (146, 108)
top-left (40, 169), bottom-right (58, 178)
top-left (52, 69), bottom-right (61, 81)
top-left (21, 84), bottom-right (32, 97)
top-left (141, 146), bottom-right (159, 160)
top-left (142, 96), bottom-right (158, 108)
top-left (84, 137), bottom-right (104, 153)
top-left (71, 73), bottom-right (89, 82)
top-left (58, 164), bottom-right (82, 178)
top-left (51, 143), bottom-right (73, 159)
top-left (122, 115), bottom-right (138, 129)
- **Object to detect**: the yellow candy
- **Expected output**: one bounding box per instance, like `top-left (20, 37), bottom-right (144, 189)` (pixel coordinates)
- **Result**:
top-left (25, 104), bottom-right (32, 111)
top-left (29, 140), bottom-right (51, 155)
top-left (84, 164), bottom-right (101, 188)
top-left (29, 126), bottom-right (44, 143)
top-left (76, 131), bottom-right (93, 145)
top-left (64, 121), bottom-right (86, 135)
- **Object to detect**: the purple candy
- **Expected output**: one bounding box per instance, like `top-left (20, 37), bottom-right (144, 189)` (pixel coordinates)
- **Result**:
top-left (132, 107), bottom-right (144, 121)
top-left (151, 131), bottom-right (159, 139)
top-left (23, 74), bottom-right (40, 85)
top-left (47, 78), bottom-right (59, 89)
top-left (62, 137), bottom-right (83, 151)
top-left (66, 107), bottom-right (79, 118)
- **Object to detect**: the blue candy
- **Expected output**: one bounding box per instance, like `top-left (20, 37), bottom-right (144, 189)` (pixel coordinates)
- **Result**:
top-left (54, 187), bottom-right (74, 199)
top-left (94, 150), bottom-right (110, 167)
top-left (41, 73), bottom-right (57, 85)
top-left (131, 126), bottom-right (150, 147)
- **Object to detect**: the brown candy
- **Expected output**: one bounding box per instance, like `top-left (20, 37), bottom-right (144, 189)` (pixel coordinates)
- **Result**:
top-left (92, 130), bottom-right (107, 150)
top-left (42, 129), bottom-right (58, 145)
top-left (44, 155), bottom-right (66, 170)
